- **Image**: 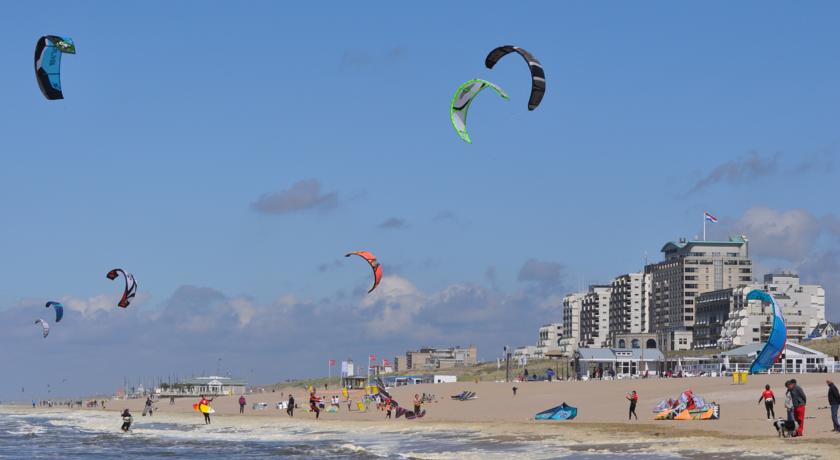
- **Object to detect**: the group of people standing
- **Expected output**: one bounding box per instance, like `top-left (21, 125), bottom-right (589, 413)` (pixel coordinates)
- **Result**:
top-left (757, 379), bottom-right (840, 437)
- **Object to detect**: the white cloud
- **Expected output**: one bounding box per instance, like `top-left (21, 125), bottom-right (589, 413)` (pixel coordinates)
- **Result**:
top-left (61, 294), bottom-right (119, 317)
top-left (733, 207), bottom-right (822, 261)
top-left (229, 298), bottom-right (257, 328)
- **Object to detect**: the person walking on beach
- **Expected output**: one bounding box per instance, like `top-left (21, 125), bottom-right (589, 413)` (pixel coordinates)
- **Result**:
top-left (143, 397), bottom-right (154, 417)
top-left (413, 394), bottom-right (422, 416)
top-left (120, 409), bottom-right (133, 432)
top-left (827, 379), bottom-right (840, 432)
top-left (786, 380), bottom-right (806, 437)
top-left (287, 394), bottom-right (295, 417)
top-left (758, 384), bottom-right (776, 420)
top-left (309, 390), bottom-right (321, 420)
top-left (239, 395), bottom-right (247, 414)
top-left (170, 395), bottom-right (175, 405)
top-left (626, 391), bottom-right (638, 420)
top-left (385, 398), bottom-right (392, 420)
top-left (512, 386), bottom-right (518, 396)
top-left (198, 395), bottom-right (214, 425)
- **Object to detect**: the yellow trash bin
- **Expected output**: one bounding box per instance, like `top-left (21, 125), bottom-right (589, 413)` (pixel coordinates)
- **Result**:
top-left (740, 371), bottom-right (748, 385)
top-left (731, 372), bottom-right (739, 385)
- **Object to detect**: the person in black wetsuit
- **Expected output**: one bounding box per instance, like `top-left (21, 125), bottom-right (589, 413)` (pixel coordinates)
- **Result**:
top-left (287, 394), bottom-right (295, 417)
top-left (626, 391), bottom-right (638, 420)
top-left (121, 409), bottom-right (133, 432)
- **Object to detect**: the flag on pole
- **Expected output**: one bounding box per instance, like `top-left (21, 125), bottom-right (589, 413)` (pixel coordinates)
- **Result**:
top-left (383, 358), bottom-right (391, 366)
top-left (704, 211), bottom-right (718, 223)
top-left (328, 359), bottom-right (336, 366)
top-left (369, 354), bottom-right (376, 362)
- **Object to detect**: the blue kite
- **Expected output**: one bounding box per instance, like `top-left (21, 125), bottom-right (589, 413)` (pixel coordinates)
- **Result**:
top-left (535, 402), bottom-right (577, 420)
top-left (45, 301), bottom-right (64, 323)
top-left (747, 289), bottom-right (787, 374)
top-left (34, 35), bottom-right (76, 100)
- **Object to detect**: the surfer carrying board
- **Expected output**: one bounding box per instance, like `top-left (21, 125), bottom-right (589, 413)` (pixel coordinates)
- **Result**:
top-left (194, 395), bottom-right (215, 425)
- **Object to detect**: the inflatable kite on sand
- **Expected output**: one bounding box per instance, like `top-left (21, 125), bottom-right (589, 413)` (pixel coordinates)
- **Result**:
top-left (653, 390), bottom-right (719, 420)
top-left (535, 402), bottom-right (577, 420)
top-left (450, 391), bottom-right (477, 401)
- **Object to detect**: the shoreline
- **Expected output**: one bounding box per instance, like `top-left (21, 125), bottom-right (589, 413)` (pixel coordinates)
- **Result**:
top-left (3, 404), bottom-right (839, 459)
top-left (7, 372), bottom-right (840, 458)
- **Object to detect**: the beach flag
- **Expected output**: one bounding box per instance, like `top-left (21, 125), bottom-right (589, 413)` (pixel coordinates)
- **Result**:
top-left (383, 358), bottom-right (391, 366)
top-left (328, 359), bottom-right (336, 366)
top-left (704, 211), bottom-right (718, 223)
top-left (369, 354), bottom-right (376, 362)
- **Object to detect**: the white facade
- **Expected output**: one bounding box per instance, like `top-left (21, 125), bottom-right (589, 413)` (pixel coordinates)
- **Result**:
top-left (719, 274), bottom-right (826, 348)
top-left (581, 285), bottom-right (612, 348)
top-left (538, 322), bottom-right (563, 355)
top-left (608, 273), bottom-right (645, 346)
top-left (514, 345), bottom-right (542, 361)
top-left (559, 293), bottom-right (585, 356)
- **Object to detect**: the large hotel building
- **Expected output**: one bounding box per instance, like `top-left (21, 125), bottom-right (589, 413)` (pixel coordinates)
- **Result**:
top-left (645, 236), bottom-right (753, 350)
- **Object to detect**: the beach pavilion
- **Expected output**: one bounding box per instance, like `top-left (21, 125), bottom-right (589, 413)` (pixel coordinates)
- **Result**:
top-left (158, 375), bottom-right (247, 397)
top-left (574, 348), bottom-right (664, 379)
top-left (719, 342), bottom-right (835, 373)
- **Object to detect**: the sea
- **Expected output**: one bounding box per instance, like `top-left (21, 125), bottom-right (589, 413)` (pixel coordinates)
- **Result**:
top-left (0, 407), bottom-right (791, 459)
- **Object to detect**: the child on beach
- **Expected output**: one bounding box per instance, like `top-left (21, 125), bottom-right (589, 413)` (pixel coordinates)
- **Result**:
top-left (385, 399), bottom-right (392, 419)
top-left (626, 391), bottom-right (638, 420)
top-left (757, 384), bottom-right (775, 420)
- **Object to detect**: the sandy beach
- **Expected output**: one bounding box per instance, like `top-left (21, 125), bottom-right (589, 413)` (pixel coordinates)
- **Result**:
top-left (58, 373), bottom-right (835, 458)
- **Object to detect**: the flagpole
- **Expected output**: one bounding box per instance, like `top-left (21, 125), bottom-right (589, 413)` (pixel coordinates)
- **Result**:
top-left (703, 213), bottom-right (706, 241)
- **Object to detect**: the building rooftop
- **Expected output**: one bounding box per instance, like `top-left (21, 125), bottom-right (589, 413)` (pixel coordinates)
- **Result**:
top-left (720, 342), bottom-right (826, 358)
top-left (180, 376), bottom-right (248, 386)
top-left (575, 348), bottom-right (664, 361)
top-left (661, 235), bottom-right (746, 253)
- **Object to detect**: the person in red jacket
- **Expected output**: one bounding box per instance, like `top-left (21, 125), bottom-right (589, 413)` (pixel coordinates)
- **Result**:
top-left (239, 395), bottom-right (247, 414)
top-left (757, 384), bottom-right (776, 420)
top-left (626, 391), bottom-right (638, 420)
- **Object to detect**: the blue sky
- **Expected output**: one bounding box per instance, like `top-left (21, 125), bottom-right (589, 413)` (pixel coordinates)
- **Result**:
top-left (1, 1), bottom-right (839, 399)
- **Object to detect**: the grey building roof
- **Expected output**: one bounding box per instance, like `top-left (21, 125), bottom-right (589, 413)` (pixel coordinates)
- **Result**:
top-left (575, 348), bottom-right (664, 361)
top-left (180, 376), bottom-right (248, 386)
top-left (661, 235), bottom-right (746, 253)
top-left (721, 342), bottom-right (826, 358)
